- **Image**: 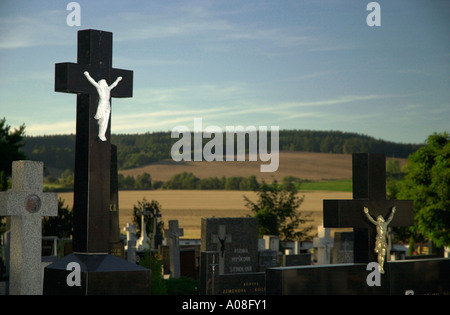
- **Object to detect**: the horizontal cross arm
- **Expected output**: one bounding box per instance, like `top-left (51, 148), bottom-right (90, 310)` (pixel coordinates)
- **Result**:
top-left (323, 199), bottom-right (414, 228)
top-left (110, 68), bottom-right (133, 98)
top-left (55, 62), bottom-right (90, 94)
top-left (323, 199), bottom-right (366, 228)
top-left (0, 191), bottom-right (58, 216)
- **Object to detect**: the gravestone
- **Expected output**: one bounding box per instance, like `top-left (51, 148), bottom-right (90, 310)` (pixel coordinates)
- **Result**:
top-left (324, 153), bottom-right (414, 266)
top-left (136, 205), bottom-right (152, 251)
top-left (43, 29), bottom-right (151, 295)
top-left (282, 254), bottom-right (311, 266)
top-left (266, 153), bottom-right (450, 295)
top-left (0, 161), bottom-right (58, 295)
top-left (331, 232), bottom-right (353, 264)
top-left (200, 217), bottom-right (265, 295)
top-left (313, 226), bottom-right (334, 265)
top-left (263, 235), bottom-right (279, 252)
top-left (124, 223), bottom-right (137, 263)
top-left (164, 220), bottom-right (184, 278)
top-left (151, 208), bottom-right (163, 250)
top-left (201, 217), bottom-right (259, 275)
top-left (258, 250), bottom-right (278, 272)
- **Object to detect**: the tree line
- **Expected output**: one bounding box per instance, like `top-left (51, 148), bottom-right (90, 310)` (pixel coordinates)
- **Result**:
top-left (120, 171), bottom-right (262, 191)
top-left (22, 130), bottom-right (422, 173)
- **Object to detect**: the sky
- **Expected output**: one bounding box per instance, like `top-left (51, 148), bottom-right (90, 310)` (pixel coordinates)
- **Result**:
top-left (0, 0), bottom-right (449, 144)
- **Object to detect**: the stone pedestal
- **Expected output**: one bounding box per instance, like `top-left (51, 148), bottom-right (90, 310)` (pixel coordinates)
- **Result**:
top-left (43, 253), bottom-right (151, 295)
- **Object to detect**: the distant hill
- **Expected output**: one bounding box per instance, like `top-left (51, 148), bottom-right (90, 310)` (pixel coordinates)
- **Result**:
top-left (119, 151), bottom-right (408, 183)
top-left (22, 130), bottom-right (421, 176)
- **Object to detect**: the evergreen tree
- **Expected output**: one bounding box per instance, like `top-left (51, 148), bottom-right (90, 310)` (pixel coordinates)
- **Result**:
top-left (244, 180), bottom-right (312, 241)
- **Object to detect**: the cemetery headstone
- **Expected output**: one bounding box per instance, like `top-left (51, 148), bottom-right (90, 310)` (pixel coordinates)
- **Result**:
top-left (313, 225), bottom-right (334, 264)
top-left (266, 153), bottom-right (450, 295)
top-left (200, 217), bottom-right (265, 295)
top-left (323, 153), bottom-right (414, 267)
top-left (124, 223), bottom-right (137, 263)
top-left (43, 29), bottom-right (151, 295)
top-left (263, 235), bottom-right (280, 252)
top-left (202, 217), bottom-right (259, 275)
top-left (164, 220), bottom-right (184, 278)
top-left (331, 231), bottom-right (354, 264)
top-left (151, 208), bottom-right (163, 250)
top-left (136, 205), bottom-right (152, 251)
top-left (0, 160), bottom-right (58, 295)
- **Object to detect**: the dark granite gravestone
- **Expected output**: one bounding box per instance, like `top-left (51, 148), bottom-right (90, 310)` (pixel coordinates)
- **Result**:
top-left (201, 218), bottom-right (259, 275)
top-left (324, 153), bottom-right (414, 264)
top-left (258, 250), bottom-right (278, 272)
top-left (43, 29), bottom-right (151, 295)
top-left (282, 253), bottom-right (311, 266)
top-left (266, 153), bottom-right (450, 295)
top-left (331, 231), bottom-right (354, 264)
top-left (200, 218), bottom-right (265, 295)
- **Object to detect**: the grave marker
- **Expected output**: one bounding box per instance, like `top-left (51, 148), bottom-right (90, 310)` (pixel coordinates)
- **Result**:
top-left (0, 161), bottom-right (58, 295)
top-left (124, 223), bottom-right (137, 263)
top-left (136, 205), bottom-right (152, 251)
top-left (323, 153), bottom-right (414, 265)
top-left (200, 217), bottom-right (264, 295)
top-left (164, 220), bottom-right (184, 278)
top-left (54, 29), bottom-right (132, 253)
top-left (313, 226), bottom-right (334, 264)
top-left (44, 29), bottom-right (151, 295)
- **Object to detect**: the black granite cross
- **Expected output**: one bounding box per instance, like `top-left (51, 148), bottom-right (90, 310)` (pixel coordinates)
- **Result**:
top-left (55, 29), bottom-right (133, 253)
top-left (323, 153), bottom-right (414, 264)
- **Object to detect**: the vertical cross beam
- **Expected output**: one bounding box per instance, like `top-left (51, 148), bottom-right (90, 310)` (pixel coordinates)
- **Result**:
top-left (136, 206), bottom-right (152, 250)
top-left (0, 161), bottom-right (58, 295)
top-left (211, 225), bottom-right (232, 275)
top-left (54, 29), bottom-right (133, 253)
top-left (323, 153), bottom-right (414, 263)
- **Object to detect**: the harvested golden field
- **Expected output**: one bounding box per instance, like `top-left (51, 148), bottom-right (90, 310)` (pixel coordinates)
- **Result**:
top-left (58, 190), bottom-right (352, 239)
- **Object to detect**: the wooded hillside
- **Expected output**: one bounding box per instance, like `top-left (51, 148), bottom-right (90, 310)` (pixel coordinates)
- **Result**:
top-left (22, 130), bottom-right (421, 174)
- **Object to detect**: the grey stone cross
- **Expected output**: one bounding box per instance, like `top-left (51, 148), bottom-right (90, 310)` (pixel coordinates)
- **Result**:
top-left (165, 220), bottom-right (184, 278)
top-left (0, 161), bottom-right (58, 295)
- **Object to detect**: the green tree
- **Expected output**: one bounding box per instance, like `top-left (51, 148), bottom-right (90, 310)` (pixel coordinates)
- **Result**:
top-left (136, 172), bottom-right (152, 189)
top-left (239, 176), bottom-right (260, 191)
top-left (244, 180), bottom-right (312, 241)
top-left (0, 118), bottom-right (26, 178)
top-left (399, 132), bottom-right (450, 248)
top-left (118, 174), bottom-right (136, 189)
top-left (132, 198), bottom-right (164, 238)
top-left (0, 118), bottom-right (26, 233)
top-left (42, 198), bottom-right (73, 238)
top-left (60, 169), bottom-right (74, 189)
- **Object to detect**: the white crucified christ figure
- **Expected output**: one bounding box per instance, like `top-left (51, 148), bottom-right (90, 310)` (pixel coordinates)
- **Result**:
top-left (84, 71), bottom-right (122, 141)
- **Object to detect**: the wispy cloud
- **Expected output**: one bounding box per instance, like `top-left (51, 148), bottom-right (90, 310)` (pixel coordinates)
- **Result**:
top-left (0, 10), bottom-right (71, 49)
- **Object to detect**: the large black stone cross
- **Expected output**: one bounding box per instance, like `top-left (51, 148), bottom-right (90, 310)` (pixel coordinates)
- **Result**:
top-left (323, 153), bottom-right (414, 263)
top-left (55, 29), bottom-right (133, 253)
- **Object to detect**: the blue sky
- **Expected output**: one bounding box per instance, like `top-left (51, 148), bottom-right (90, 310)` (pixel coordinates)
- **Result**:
top-left (0, 0), bottom-right (448, 144)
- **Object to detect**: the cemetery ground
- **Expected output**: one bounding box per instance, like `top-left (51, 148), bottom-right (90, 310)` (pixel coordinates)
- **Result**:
top-left (58, 189), bottom-right (352, 239)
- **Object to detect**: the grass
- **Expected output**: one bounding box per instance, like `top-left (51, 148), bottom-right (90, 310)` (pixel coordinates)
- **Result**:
top-left (299, 179), bottom-right (352, 192)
